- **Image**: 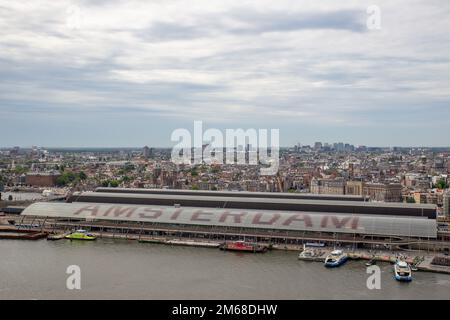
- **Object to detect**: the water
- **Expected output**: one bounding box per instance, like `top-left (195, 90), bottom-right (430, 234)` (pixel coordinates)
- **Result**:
top-left (1, 239), bottom-right (449, 300)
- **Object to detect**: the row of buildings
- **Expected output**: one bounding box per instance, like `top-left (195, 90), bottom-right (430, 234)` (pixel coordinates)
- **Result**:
top-left (311, 178), bottom-right (403, 202)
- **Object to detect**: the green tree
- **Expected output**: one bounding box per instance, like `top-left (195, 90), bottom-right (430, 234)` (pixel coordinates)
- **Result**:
top-left (56, 171), bottom-right (78, 186)
top-left (406, 197), bottom-right (416, 203)
top-left (436, 179), bottom-right (448, 189)
top-left (78, 171), bottom-right (87, 180)
top-left (122, 176), bottom-right (131, 183)
top-left (109, 180), bottom-right (119, 188)
top-left (101, 179), bottom-right (120, 188)
top-left (14, 166), bottom-right (28, 175)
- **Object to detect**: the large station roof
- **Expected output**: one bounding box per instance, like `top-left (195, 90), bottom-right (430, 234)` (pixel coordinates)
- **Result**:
top-left (69, 192), bottom-right (437, 219)
top-left (22, 202), bottom-right (437, 238)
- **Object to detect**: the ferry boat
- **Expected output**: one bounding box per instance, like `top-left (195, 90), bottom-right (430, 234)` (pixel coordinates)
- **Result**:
top-left (65, 229), bottom-right (97, 241)
top-left (220, 241), bottom-right (267, 253)
top-left (394, 261), bottom-right (412, 282)
top-left (324, 249), bottom-right (348, 268)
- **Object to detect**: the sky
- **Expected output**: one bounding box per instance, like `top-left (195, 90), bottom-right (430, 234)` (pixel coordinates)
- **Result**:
top-left (0, 0), bottom-right (449, 148)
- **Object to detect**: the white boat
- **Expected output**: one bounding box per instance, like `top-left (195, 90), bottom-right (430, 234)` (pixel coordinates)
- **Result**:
top-left (42, 189), bottom-right (54, 197)
top-left (394, 261), bottom-right (412, 281)
top-left (324, 249), bottom-right (348, 268)
top-left (298, 249), bottom-right (317, 260)
top-left (299, 244), bottom-right (323, 261)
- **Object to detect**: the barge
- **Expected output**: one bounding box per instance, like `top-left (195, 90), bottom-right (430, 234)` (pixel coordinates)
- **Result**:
top-left (219, 240), bottom-right (268, 253)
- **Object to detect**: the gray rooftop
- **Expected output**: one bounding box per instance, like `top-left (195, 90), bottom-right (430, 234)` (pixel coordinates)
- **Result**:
top-left (22, 202), bottom-right (437, 238)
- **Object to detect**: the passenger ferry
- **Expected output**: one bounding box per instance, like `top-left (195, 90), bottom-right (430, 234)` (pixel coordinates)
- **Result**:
top-left (65, 229), bottom-right (97, 241)
top-left (219, 241), bottom-right (267, 253)
top-left (324, 249), bottom-right (348, 268)
top-left (394, 260), bottom-right (412, 282)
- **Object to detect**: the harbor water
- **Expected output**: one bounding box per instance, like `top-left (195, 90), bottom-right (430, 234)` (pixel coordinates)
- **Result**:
top-left (1, 239), bottom-right (449, 300)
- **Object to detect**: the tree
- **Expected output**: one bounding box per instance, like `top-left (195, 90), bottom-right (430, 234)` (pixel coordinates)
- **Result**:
top-left (122, 176), bottom-right (131, 183)
top-left (436, 179), bottom-right (448, 190)
top-left (109, 180), bottom-right (119, 188)
top-left (406, 197), bottom-right (416, 203)
top-left (101, 179), bottom-right (119, 187)
top-left (190, 169), bottom-right (198, 177)
top-left (78, 171), bottom-right (87, 180)
top-left (13, 166), bottom-right (28, 175)
top-left (56, 171), bottom-right (78, 186)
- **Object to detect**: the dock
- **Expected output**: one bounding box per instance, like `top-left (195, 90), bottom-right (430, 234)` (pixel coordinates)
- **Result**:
top-left (416, 256), bottom-right (450, 275)
top-left (297, 247), bottom-right (450, 275)
top-left (47, 232), bottom-right (70, 240)
top-left (139, 237), bottom-right (221, 248)
top-left (0, 226), bottom-right (48, 240)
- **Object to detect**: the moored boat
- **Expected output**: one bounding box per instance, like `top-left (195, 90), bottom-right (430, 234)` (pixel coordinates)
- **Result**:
top-left (220, 240), bottom-right (267, 253)
top-left (298, 244), bottom-right (324, 261)
top-left (365, 258), bottom-right (377, 267)
top-left (394, 260), bottom-right (412, 281)
top-left (65, 229), bottom-right (97, 241)
top-left (324, 249), bottom-right (348, 268)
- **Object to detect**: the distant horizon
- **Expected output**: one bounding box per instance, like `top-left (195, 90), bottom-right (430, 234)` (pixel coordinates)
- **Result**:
top-left (2, 144), bottom-right (450, 150)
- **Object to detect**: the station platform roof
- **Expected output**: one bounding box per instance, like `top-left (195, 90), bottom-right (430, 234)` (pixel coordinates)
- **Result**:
top-left (22, 202), bottom-right (437, 238)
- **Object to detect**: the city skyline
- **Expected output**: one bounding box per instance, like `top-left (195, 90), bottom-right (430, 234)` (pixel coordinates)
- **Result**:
top-left (1, 1), bottom-right (449, 147)
top-left (2, 142), bottom-right (450, 149)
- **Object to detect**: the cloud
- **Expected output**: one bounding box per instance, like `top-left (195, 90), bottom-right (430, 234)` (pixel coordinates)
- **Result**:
top-left (0, 0), bottom-right (450, 146)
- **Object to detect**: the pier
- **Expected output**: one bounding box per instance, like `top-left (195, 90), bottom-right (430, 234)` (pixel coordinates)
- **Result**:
top-left (0, 226), bottom-right (48, 240)
top-left (297, 247), bottom-right (450, 275)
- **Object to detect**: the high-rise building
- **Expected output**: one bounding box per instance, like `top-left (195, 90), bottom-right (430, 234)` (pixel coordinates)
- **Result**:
top-left (444, 192), bottom-right (450, 217)
top-left (143, 146), bottom-right (151, 159)
top-left (314, 142), bottom-right (323, 151)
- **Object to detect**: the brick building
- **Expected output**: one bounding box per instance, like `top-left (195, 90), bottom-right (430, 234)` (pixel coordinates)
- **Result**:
top-left (25, 172), bottom-right (61, 187)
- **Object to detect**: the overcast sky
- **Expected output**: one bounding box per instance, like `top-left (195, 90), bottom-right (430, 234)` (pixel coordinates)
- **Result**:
top-left (0, 0), bottom-right (449, 147)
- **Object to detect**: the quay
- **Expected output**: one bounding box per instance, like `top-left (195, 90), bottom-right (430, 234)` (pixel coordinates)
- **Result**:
top-left (47, 232), bottom-right (70, 240)
top-left (139, 237), bottom-right (221, 248)
top-left (0, 226), bottom-right (48, 240)
top-left (297, 247), bottom-right (450, 275)
top-left (2, 221), bottom-right (450, 274)
top-left (2, 187), bottom-right (449, 274)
